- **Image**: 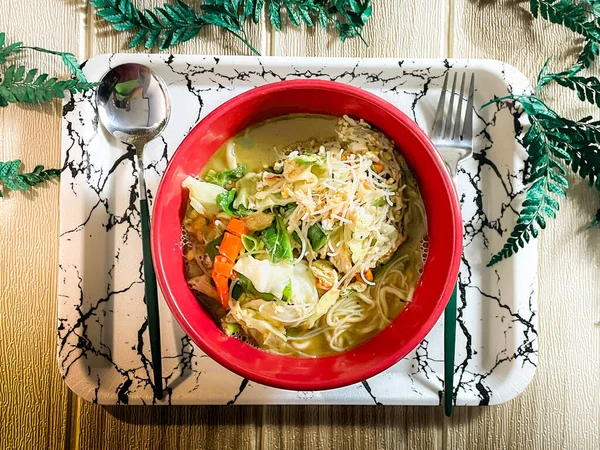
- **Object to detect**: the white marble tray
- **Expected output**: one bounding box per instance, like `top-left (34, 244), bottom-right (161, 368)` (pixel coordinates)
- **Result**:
top-left (58, 54), bottom-right (538, 405)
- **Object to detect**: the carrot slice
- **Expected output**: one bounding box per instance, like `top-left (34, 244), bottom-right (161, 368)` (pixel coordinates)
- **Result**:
top-left (316, 279), bottom-right (333, 291)
top-left (213, 255), bottom-right (234, 278)
top-left (219, 232), bottom-right (244, 261)
top-left (225, 218), bottom-right (248, 237)
top-left (212, 255), bottom-right (235, 308)
top-left (355, 269), bottom-right (374, 283)
top-left (213, 274), bottom-right (230, 308)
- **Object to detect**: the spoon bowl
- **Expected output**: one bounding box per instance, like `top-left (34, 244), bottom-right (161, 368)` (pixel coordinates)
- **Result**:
top-left (97, 63), bottom-right (171, 144)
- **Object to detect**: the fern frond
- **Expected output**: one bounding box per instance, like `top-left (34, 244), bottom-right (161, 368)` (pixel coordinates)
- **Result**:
top-left (487, 96), bottom-right (570, 266)
top-left (530, 0), bottom-right (600, 69)
top-left (0, 64), bottom-right (95, 107)
top-left (91, 0), bottom-right (255, 52)
top-left (90, 0), bottom-right (372, 52)
top-left (22, 47), bottom-right (89, 82)
top-left (0, 160), bottom-right (60, 197)
top-left (539, 72), bottom-right (600, 107)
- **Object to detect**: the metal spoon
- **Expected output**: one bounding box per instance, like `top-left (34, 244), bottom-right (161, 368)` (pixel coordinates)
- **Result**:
top-left (97, 63), bottom-right (171, 400)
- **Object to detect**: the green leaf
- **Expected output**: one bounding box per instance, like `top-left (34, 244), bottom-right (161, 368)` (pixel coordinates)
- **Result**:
top-left (307, 221), bottom-right (327, 251)
top-left (0, 65), bottom-right (95, 108)
top-left (234, 273), bottom-right (278, 301)
top-left (0, 160), bottom-right (60, 197)
top-left (281, 280), bottom-right (292, 302)
top-left (91, 0), bottom-right (239, 52)
top-left (0, 33), bottom-right (22, 64)
top-left (90, 0), bottom-right (372, 53)
top-left (3, 65), bottom-right (15, 85)
top-left (205, 234), bottom-right (224, 260)
top-left (204, 165), bottom-right (247, 189)
top-left (261, 214), bottom-right (293, 263)
top-left (486, 95), bottom-right (572, 266)
top-left (60, 53), bottom-right (87, 82)
top-left (538, 71), bottom-right (600, 108)
top-left (21, 46), bottom-right (89, 82)
top-left (216, 188), bottom-right (251, 217)
top-left (268, 0), bottom-right (282, 29)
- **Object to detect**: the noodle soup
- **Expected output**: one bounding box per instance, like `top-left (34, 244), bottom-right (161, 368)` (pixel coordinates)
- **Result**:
top-left (181, 114), bottom-right (427, 357)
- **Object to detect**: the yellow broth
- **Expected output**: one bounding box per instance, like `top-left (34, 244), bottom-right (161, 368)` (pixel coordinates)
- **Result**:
top-left (201, 114), bottom-right (338, 174)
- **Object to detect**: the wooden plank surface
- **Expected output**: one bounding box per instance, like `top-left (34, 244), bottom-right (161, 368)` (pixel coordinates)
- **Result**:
top-left (1, 1), bottom-right (599, 449)
top-left (450, 1), bottom-right (600, 449)
top-left (0, 1), bottom-right (86, 449)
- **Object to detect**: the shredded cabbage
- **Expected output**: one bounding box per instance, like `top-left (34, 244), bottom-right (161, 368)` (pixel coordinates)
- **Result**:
top-left (182, 176), bottom-right (226, 217)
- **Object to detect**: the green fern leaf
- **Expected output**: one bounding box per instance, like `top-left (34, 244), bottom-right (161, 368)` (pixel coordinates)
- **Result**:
top-left (0, 66), bottom-right (94, 108)
top-left (530, 0), bottom-right (600, 73)
top-left (486, 97), bottom-right (570, 266)
top-left (20, 47), bottom-right (89, 82)
top-left (0, 160), bottom-right (60, 198)
top-left (0, 32), bottom-right (22, 64)
top-left (539, 71), bottom-right (600, 108)
top-left (269, 0), bottom-right (283, 29)
top-left (91, 0), bottom-right (221, 52)
top-left (90, 0), bottom-right (372, 52)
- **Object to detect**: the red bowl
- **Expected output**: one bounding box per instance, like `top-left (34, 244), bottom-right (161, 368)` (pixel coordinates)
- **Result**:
top-left (152, 80), bottom-right (462, 391)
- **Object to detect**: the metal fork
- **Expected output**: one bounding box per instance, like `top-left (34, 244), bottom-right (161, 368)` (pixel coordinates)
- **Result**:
top-left (431, 72), bottom-right (475, 417)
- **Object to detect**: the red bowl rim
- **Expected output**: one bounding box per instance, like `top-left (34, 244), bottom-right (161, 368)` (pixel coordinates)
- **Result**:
top-left (152, 80), bottom-right (462, 391)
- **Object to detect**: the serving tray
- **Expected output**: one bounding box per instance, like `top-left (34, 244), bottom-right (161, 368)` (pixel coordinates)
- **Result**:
top-left (58, 55), bottom-right (538, 405)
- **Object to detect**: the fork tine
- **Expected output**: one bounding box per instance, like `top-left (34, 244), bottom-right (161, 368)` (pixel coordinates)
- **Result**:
top-left (443, 73), bottom-right (457, 140)
top-left (431, 73), bottom-right (449, 140)
top-left (451, 73), bottom-right (466, 141)
top-left (461, 73), bottom-right (475, 141)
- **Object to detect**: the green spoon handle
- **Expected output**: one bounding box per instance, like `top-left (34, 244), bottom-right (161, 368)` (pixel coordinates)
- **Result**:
top-left (444, 284), bottom-right (458, 416)
top-left (140, 196), bottom-right (163, 400)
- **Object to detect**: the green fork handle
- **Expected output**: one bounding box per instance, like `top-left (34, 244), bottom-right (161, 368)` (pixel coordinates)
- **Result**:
top-left (444, 285), bottom-right (458, 416)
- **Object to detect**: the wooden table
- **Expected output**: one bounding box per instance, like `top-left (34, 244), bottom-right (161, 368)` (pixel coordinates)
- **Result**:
top-left (1, 1), bottom-right (599, 448)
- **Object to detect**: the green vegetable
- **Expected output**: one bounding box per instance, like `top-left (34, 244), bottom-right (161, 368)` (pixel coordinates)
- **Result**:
top-left (295, 154), bottom-right (324, 165)
top-left (310, 164), bottom-right (328, 178)
top-left (216, 189), bottom-right (251, 217)
top-left (307, 222), bottom-right (328, 251)
top-left (205, 235), bottom-right (223, 260)
top-left (204, 165), bottom-right (247, 189)
top-left (231, 279), bottom-right (244, 300)
top-left (292, 230), bottom-right (301, 244)
top-left (373, 197), bottom-right (387, 207)
top-left (281, 281), bottom-right (292, 303)
top-left (234, 273), bottom-right (278, 301)
top-left (241, 234), bottom-right (258, 252)
top-left (223, 322), bottom-right (240, 336)
top-left (261, 214), bottom-right (293, 263)
top-left (282, 202), bottom-right (297, 218)
top-left (286, 327), bottom-right (300, 337)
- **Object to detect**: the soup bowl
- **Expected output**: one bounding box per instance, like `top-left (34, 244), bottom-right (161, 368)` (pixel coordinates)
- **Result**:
top-left (151, 80), bottom-right (462, 391)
